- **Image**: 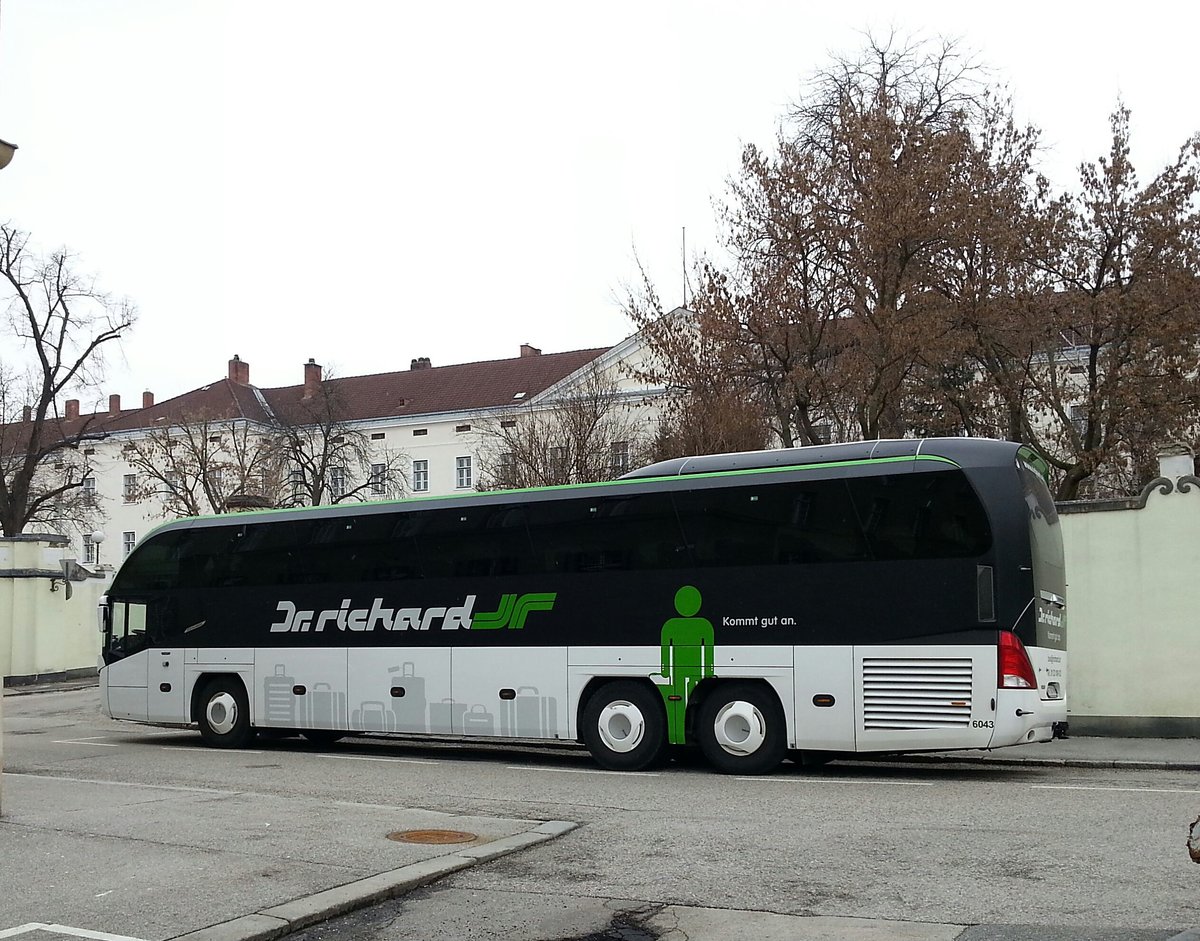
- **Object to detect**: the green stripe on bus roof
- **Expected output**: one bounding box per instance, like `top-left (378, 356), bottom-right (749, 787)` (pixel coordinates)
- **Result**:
top-left (153, 452), bottom-right (959, 530)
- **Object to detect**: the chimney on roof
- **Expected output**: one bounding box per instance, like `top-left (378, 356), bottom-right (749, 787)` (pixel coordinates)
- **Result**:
top-left (520, 343), bottom-right (542, 357)
top-left (65, 399), bottom-right (79, 420)
top-left (228, 354), bottom-right (250, 385)
top-left (303, 358), bottom-right (322, 399)
top-left (410, 357), bottom-right (431, 370)
top-left (109, 394), bottom-right (121, 415)
top-left (22, 405), bottom-right (31, 422)
top-left (143, 390), bottom-right (154, 408)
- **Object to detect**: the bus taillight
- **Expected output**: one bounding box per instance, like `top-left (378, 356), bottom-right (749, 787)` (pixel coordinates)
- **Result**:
top-left (998, 630), bottom-right (1037, 689)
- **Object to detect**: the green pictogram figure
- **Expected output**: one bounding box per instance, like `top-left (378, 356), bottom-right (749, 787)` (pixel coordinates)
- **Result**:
top-left (653, 585), bottom-right (715, 744)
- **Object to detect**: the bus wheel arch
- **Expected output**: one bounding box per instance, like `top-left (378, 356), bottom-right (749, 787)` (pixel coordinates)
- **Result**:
top-left (578, 678), bottom-right (667, 772)
top-left (193, 674), bottom-right (254, 748)
top-left (695, 679), bottom-right (786, 775)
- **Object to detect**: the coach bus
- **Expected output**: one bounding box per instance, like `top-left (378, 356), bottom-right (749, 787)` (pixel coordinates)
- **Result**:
top-left (98, 437), bottom-right (1067, 774)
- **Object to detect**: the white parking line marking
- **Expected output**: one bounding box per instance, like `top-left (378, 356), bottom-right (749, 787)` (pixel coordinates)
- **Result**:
top-left (733, 777), bottom-right (934, 786)
top-left (0, 923), bottom-right (148, 941)
top-left (169, 746), bottom-right (264, 755)
top-left (52, 741), bottom-right (120, 747)
top-left (318, 754), bottom-right (438, 765)
top-left (1032, 784), bottom-right (1200, 795)
top-left (7, 772), bottom-right (237, 796)
top-left (507, 766), bottom-right (661, 777)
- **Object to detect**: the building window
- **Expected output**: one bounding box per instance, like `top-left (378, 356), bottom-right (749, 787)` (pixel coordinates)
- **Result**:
top-left (456, 456), bottom-right (473, 489)
top-left (123, 473), bottom-right (137, 503)
top-left (549, 446), bottom-right (568, 478)
top-left (164, 471), bottom-right (180, 495)
top-left (370, 463), bottom-right (387, 496)
top-left (610, 440), bottom-right (630, 475)
top-left (82, 534), bottom-right (97, 565)
top-left (371, 432), bottom-right (385, 440)
top-left (413, 460), bottom-right (429, 492)
top-left (82, 477), bottom-right (96, 505)
top-left (455, 424), bottom-right (471, 433)
top-left (501, 419), bottom-right (517, 429)
top-left (289, 468), bottom-right (305, 504)
top-left (498, 451), bottom-right (516, 487)
top-left (123, 532), bottom-right (136, 558)
top-left (330, 466), bottom-right (346, 500)
top-left (412, 428), bottom-right (428, 437)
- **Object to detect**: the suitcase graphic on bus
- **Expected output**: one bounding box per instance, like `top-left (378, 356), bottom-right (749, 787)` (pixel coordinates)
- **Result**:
top-left (307, 681), bottom-right (347, 729)
top-left (263, 664), bottom-right (296, 725)
top-left (388, 662), bottom-right (427, 732)
top-left (462, 704), bottom-right (495, 736)
top-left (500, 686), bottom-right (558, 738)
top-left (429, 697), bottom-right (466, 734)
top-left (353, 700), bottom-right (396, 732)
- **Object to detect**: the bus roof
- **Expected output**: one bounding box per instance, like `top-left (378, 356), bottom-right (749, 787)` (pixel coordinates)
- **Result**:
top-left (621, 437), bottom-right (1023, 480)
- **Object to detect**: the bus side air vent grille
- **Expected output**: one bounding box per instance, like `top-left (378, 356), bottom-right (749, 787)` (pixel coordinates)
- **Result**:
top-left (861, 658), bottom-right (973, 730)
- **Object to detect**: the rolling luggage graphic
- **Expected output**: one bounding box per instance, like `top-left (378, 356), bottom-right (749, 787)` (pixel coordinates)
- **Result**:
top-left (388, 662), bottom-right (427, 732)
top-left (263, 664), bottom-right (296, 725)
top-left (500, 686), bottom-right (558, 738)
top-left (462, 704), bottom-right (495, 735)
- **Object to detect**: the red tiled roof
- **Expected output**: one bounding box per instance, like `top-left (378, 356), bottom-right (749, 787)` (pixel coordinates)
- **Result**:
top-left (95, 347), bottom-right (611, 432)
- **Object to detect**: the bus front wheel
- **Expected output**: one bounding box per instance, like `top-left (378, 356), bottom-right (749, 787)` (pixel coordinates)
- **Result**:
top-left (696, 682), bottom-right (786, 775)
top-left (582, 681), bottom-right (667, 772)
top-left (196, 677), bottom-right (254, 748)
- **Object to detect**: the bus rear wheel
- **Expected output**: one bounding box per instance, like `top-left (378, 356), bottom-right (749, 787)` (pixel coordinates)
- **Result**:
top-left (196, 677), bottom-right (254, 748)
top-left (582, 680), bottom-right (667, 771)
top-left (697, 682), bottom-right (786, 775)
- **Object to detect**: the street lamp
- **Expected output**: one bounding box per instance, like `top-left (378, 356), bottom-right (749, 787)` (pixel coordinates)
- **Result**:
top-left (91, 529), bottom-right (106, 569)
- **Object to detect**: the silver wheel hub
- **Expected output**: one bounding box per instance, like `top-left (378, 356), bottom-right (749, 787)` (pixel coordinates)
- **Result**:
top-left (597, 700), bottom-right (645, 754)
top-left (205, 692), bottom-right (239, 736)
top-left (713, 700), bottom-right (767, 756)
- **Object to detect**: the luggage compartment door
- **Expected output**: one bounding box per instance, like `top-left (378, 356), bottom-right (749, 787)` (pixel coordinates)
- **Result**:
top-left (347, 647), bottom-right (451, 734)
top-left (452, 647), bottom-right (568, 739)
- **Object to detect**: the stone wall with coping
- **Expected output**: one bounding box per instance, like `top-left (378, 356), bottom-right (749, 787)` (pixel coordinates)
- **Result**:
top-left (0, 535), bottom-right (110, 682)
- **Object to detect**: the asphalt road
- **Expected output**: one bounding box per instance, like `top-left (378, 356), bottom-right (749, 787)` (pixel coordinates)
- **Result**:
top-left (4, 688), bottom-right (1199, 940)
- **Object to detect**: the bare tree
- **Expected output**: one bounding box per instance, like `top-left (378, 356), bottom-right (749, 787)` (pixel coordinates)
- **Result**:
top-left (0, 224), bottom-right (136, 535)
top-left (126, 412), bottom-right (286, 517)
top-left (1013, 108), bottom-right (1200, 499)
top-left (475, 365), bottom-right (651, 488)
top-left (270, 373), bottom-right (406, 506)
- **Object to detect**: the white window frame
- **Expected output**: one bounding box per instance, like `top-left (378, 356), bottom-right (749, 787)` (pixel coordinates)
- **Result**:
top-left (123, 473), bottom-right (137, 503)
top-left (82, 476), bottom-right (97, 505)
top-left (82, 534), bottom-right (97, 565)
top-left (122, 531), bottom-right (136, 557)
top-left (413, 460), bottom-right (429, 493)
top-left (330, 466), bottom-right (346, 500)
top-left (455, 455), bottom-right (473, 490)
top-left (370, 462), bottom-right (387, 497)
top-left (610, 440), bottom-right (630, 475)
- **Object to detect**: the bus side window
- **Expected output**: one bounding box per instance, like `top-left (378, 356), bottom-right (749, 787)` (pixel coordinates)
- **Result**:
top-left (525, 493), bottom-right (682, 573)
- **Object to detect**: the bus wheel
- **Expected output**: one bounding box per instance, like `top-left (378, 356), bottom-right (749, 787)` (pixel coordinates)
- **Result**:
top-left (582, 681), bottom-right (666, 772)
top-left (197, 678), bottom-right (254, 748)
top-left (697, 682), bottom-right (786, 775)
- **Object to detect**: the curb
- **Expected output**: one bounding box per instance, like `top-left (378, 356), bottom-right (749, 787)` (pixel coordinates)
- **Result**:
top-left (168, 820), bottom-right (578, 941)
top-left (862, 753), bottom-right (1200, 772)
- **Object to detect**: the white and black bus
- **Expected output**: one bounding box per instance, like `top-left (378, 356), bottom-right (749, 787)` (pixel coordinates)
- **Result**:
top-left (99, 438), bottom-right (1067, 774)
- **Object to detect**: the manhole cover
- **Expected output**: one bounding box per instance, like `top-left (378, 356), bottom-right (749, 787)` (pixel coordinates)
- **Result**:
top-left (387, 828), bottom-right (478, 844)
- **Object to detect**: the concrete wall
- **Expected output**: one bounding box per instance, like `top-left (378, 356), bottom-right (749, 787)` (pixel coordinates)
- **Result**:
top-left (1058, 473), bottom-right (1200, 737)
top-left (0, 536), bottom-right (110, 683)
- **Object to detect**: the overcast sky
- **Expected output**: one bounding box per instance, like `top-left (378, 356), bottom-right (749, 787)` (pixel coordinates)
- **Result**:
top-left (1, 0), bottom-right (1197, 407)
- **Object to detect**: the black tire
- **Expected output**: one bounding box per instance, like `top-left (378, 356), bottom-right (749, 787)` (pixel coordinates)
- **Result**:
top-left (196, 677), bottom-right (254, 748)
top-left (581, 680), bottom-right (667, 771)
top-left (696, 681), bottom-right (786, 775)
top-left (301, 730), bottom-right (345, 747)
